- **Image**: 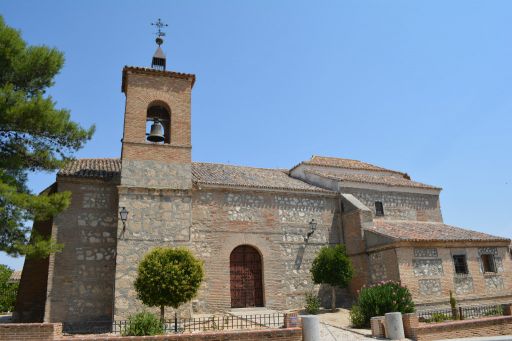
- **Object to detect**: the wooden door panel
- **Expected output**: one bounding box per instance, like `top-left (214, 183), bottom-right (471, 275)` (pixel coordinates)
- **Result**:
top-left (230, 245), bottom-right (263, 308)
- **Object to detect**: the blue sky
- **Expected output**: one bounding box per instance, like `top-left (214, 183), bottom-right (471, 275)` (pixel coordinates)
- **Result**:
top-left (1, 1), bottom-right (511, 269)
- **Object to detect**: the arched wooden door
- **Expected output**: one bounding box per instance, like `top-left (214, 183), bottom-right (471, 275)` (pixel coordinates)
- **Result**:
top-left (230, 245), bottom-right (263, 308)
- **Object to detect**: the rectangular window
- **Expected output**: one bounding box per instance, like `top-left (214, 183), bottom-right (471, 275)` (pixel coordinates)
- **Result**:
top-left (375, 201), bottom-right (384, 216)
top-left (453, 255), bottom-right (468, 274)
top-left (481, 254), bottom-right (497, 273)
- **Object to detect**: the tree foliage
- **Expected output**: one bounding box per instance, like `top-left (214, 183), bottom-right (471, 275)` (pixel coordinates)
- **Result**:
top-left (0, 16), bottom-right (94, 257)
top-left (0, 264), bottom-right (18, 312)
top-left (310, 244), bottom-right (354, 311)
top-left (134, 247), bottom-right (204, 322)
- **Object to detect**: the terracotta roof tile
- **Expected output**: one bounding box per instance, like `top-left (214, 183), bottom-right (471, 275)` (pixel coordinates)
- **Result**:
top-left (58, 158), bottom-right (121, 179)
top-left (58, 159), bottom-right (332, 193)
top-left (293, 155), bottom-right (406, 175)
top-left (122, 66), bottom-right (196, 91)
top-left (306, 169), bottom-right (440, 190)
top-left (192, 162), bottom-right (332, 193)
top-left (367, 220), bottom-right (509, 242)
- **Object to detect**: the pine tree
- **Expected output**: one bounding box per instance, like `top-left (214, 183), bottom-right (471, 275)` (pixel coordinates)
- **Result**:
top-left (0, 16), bottom-right (94, 257)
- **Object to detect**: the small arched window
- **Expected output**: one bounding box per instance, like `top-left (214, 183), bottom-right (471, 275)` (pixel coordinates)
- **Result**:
top-left (146, 101), bottom-right (171, 144)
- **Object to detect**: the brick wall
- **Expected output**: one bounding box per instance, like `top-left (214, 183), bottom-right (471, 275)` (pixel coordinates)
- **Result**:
top-left (14, 219), bottom-right (52, 322)
top-left (62, 328), bottom-right (302, 341)
top-left (0, 324), bottom-right (301, 341)
top-left (396, 245), bottom-right (512, 307)
top-left (341, 187), bottom-right (442, 222)
top-left (121, 69), bottom-right (192, 164)
top-left (190, 188), bottom-right (342, 313)
top-left (45, 178), bottom-right (118, 324)
top-left (0, 323), bottom-right (62, 341)
top-left (412, 315), bottom-right (512, 341)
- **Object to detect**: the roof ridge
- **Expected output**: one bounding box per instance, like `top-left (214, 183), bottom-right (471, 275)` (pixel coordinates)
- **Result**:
top-left (192, 161), bottom-right (287, 172)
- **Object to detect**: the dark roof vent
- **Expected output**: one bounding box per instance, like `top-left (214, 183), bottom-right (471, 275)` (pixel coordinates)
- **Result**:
top-left (151, 46), bottom-right (166, 71)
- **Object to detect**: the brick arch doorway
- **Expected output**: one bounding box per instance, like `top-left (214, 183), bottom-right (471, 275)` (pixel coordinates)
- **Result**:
top-left (230, 245), bottom-right (264, 308)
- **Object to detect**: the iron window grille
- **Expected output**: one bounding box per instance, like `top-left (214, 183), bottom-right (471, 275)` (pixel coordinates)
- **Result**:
top-left (375, 201), bottom-right (384, 216)
top-left (481, 254), bottom-right (497, 273)
top-left (453, 255), bottom-right (468, 274)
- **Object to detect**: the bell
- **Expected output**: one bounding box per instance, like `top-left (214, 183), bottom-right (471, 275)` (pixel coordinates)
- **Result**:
top-left (147, 119), bottom-right (165, 142)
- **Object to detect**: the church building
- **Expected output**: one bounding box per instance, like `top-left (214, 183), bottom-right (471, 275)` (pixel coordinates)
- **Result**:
top-left (14, 34), bottom-right (512, 329)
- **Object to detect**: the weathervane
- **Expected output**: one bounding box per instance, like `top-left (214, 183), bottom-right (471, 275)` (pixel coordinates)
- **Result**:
top-left (151, 18), bottom-right (168, 46)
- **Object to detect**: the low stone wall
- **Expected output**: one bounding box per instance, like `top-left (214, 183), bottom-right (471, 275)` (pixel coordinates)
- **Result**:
top-left (0, 322), bottom-right (62, 340)
top-left (413, 316), bottom-right (512, 341)
top-left (63, 328), bottom-right (302, 341)
top-left (0, 323), bottom-right (301, 341)
top-left (372, 308), bottom-right (512, 341)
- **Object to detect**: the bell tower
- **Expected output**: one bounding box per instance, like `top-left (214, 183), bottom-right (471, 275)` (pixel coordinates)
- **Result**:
top-left (114, 20), bottom-right (195, 319)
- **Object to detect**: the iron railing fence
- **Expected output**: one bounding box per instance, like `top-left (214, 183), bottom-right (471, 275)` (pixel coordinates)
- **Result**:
top-left (63, 312), bottom-right (285, 335)
top-left (417, 303), bottom-right (504, 323)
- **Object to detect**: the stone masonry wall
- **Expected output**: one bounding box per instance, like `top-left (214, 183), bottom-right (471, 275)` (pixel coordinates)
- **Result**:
top-left (368, 248), bottom-right (400, 284)
top-left (341, 187), bottom-right (442, 222)
top-left (114, 187), bottom-right (192, 319)
top-left (120, 160), bottom-right (191, 189)
top-left (45, 179), bottom-right (118, 324)
top-left (190, 188), bottom-right (342, 313)
top-left (396, 245), bottom-right (512, 308)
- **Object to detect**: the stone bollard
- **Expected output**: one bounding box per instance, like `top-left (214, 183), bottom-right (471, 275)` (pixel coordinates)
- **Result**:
top-left (385, 312), bottom-right (405, 340)
top-left (302, 315), bottom-right (320, 341)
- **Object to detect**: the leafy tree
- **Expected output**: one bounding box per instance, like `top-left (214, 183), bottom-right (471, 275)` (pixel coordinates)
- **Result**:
top-left (134, 247), bottom-right (204, 322)
top-left (0, 16), bottom-right (94, 257)
top-left (310, 244), bottom-right (354, 312)
top-left (0, 264), bottom-right (18, 312)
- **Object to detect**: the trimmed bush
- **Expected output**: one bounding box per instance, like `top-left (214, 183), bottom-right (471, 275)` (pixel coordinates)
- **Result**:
top-left (349, 305), bottom-right (366, 328)
top-left (354, 281), bottom-right (415, 327)
top-left (122, 311), bottom-right (164, 336)
top-left (304, 291), bottom-right (320, 314)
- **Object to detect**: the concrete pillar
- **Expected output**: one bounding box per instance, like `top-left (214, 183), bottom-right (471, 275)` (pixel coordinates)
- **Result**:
top-left (385, 312), bottom-right (405, 340)
top-left (302, 315), bottom-right (320, 341)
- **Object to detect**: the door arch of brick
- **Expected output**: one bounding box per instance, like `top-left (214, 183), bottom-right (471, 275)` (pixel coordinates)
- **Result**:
top-left (230, 245), bottom-right (264, 308)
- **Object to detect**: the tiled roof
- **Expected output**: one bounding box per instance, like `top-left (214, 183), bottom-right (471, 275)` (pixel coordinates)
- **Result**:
top-left (306, 169), bottom-right (440, 190)
top-left (293, 155), bottom-right (405, 175)
top-left (192, 162), bottom-right (332, 193)
top-left (58, 159), bottom-right (332, 193)
top-left (58, 158), bottom-right (121, 179)
top-left (122, 66), bottom-right (196, 91)
top-left (367, 220), bottom-right (509, 242)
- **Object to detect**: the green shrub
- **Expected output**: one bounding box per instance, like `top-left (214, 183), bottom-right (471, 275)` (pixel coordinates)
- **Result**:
top-left (304, 291), bottom-right (320, 314)
top-left (349, 305), bottom-right (366, 328)
top-left (423, 312), bottom-right (451, 323)
top-left (122, 312), bottom-right (164, 336)
top-left (355, 281), bottom-right (415, 327)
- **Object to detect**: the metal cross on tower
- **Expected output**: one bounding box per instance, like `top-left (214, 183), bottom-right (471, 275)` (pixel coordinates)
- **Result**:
top-left (151, 18), bottom-right (168, 46)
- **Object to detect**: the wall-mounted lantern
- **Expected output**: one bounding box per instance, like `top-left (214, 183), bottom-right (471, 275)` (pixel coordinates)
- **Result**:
top-left (119, 207), bottom-right (129, 232)
top-left (305, 218), bottom-right (317, 242)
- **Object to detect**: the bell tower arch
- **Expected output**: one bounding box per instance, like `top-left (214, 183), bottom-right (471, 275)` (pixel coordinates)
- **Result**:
top-left (114, 22), bottom-right (196, 319)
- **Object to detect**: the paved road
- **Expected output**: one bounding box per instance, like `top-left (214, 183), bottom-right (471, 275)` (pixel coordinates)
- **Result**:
top-left (319, 322), bottom-right (376, 341)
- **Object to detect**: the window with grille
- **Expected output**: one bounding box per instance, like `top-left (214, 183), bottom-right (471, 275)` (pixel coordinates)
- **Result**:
top-left (375, 201), bottom-right (384, 216)
top-left (481, 254), bottom-right (497, 273)
top-left (452, 255), bottom-right (468, 274)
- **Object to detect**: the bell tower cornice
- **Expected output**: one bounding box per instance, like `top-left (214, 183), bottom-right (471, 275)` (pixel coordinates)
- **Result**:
top-left (121, 66), bottom-right (195, 93)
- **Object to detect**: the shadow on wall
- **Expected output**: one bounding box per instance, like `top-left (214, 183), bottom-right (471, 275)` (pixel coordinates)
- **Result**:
top-left (318, 284), bottom-right (353, 309)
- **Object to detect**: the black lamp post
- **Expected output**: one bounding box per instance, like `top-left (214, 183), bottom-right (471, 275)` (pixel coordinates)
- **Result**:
top-left (305, 218), bottom-right (317, 242)
top-left (119, 207), bottom-right (129, 232)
